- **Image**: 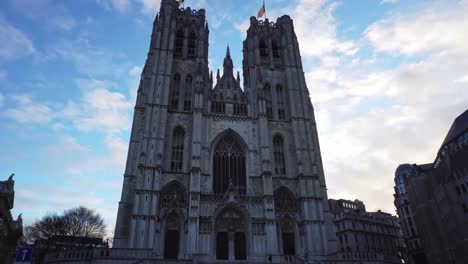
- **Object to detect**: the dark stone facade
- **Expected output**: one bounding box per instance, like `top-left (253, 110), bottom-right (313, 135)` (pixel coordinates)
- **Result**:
top-left (0, 175), bottom-right (23, 263)
top-left (395, 109), bottom-right (468, 264)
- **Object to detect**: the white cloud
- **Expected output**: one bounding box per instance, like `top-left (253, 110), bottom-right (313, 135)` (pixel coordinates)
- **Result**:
top-left (292, 0), bottom-right (358, 57)
top-left (5, 94), bottom-right (53, 124)
top-left (365, 1), bottom-right (468, 55)
top-left (96, 0), bottom-right (132, 13)
top-left (309, 1), bottom-right (468, 212)
top-left (48, 15), bottom-right (76, 31)
top-left (0, 19), bottom-right (35, 60)
top-left (380, 0), bottom-right (400, 4)
top-left (128, 65), bottom-right (143, 77)
top-left (136, 0), bottom-right (161, 15)
top-left (65, 87), bottom-right (133, 134)
top-left (0, 93), bottom-right (4, 107)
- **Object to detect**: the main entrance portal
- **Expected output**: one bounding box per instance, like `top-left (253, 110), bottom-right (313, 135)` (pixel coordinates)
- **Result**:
top-left (215, 208), bottom-right (247, 260)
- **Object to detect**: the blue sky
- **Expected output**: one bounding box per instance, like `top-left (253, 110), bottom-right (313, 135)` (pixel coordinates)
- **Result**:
top-left (1, 0), bottom-right (467, 236)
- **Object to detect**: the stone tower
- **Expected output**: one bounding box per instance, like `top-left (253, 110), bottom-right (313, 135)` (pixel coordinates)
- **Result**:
top-left (113, 0), bottom-right (338, 262)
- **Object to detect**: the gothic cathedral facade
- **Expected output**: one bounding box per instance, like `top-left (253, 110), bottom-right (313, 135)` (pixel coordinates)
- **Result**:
top-left (114, 0), bottom-right (338, 262)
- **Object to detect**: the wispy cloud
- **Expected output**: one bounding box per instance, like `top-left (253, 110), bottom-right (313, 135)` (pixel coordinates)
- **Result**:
top-left (5, 94), bottom-right (53, 124)
top-left (0, 18), bottom-right (35, 60)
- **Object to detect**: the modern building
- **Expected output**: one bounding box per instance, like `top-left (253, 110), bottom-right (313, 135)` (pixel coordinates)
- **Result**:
top-left (403, 109), bottom-right (468, 264)
top-left (329, 199), bottom-right (403, 264)
top-left (0, 175), bottom-right (23, 263)
top-left (393, 164), bottom-right (428, 264)
top-left (45, 0), bottom-right (340, 263)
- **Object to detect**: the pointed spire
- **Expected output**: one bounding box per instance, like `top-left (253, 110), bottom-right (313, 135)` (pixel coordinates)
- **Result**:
top-left (216, 69), bottom-right (220, 80)
top-left (237, 71), bottom-right (240, 84)
top-left (226, 45), bottom-right (231, 59)
top-left (210, 71), bottom-right (213, 83)
top-left (223, 44), bottom-right (233, 75)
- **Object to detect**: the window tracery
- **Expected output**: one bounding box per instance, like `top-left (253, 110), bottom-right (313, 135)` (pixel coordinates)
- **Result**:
top-left (213, 133), bottom-right (246, 194)
top-left (160, 183), bottom-right (187, 209)
top-left (273, 135), bottom-right (286, 175)
top-left (274, 187), bottom-right (298, 213)
top-left (171, 127), bottom-right (185, 171)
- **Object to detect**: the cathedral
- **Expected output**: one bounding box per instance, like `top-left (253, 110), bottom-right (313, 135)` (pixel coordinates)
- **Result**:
top-left (112, 0), bottom-right (338, 262)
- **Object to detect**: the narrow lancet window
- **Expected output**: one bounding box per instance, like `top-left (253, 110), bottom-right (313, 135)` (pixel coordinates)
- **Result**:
top-left (188, 31), bottom-right (197, 57)
top-left (276, 84), bottom-right (286, 120)
top-left (169, 74), bottom-right (181, 111)
top-left (174, 29), bottom-right (184, 57)
top-left (171, 127), bottom-right (185, 171)
top-left (265, 83), bottom-right (273, 119)
top-left (273, 135), bottom-right (286, 176)
top-left (184, 75), bottom-right (192, 111)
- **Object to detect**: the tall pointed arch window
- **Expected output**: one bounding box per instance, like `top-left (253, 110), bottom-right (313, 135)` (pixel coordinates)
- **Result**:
top-left (169, 74), bottom-right (180, 111)
top-left (264, 83), bottom-right (273, 119)
top-left (171, 127), bottom-right (185, 171)
top-left (174, 29), bottom-right (184, 57)
top-left (272, 41), bottom-right (280, 58)
top-left (184, 75), bottom-right (192, 111)
top-left (276, 84), bottom-right (286, 120)
top-left (188, 31), bottom-right (197, 58)
top-left (260, 39), bottom-right (268, 57)
top-left (273, 135), bottom-right (286, 176)
top-left (213, 133), bottom-right (246, 194)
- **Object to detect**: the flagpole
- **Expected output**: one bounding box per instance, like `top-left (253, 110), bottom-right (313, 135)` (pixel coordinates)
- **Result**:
top-left (264, 0), bottom-right (266, 20)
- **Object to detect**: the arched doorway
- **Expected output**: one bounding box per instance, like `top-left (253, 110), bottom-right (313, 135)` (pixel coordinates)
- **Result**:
top-left (274, 187), bottom-right (298, 256)
top-left (215, 207), bottom-right (247, 260)
top-left (164, 213), bottom-right (180, 259)
top-left (212, 132), bottom-right (246, 194)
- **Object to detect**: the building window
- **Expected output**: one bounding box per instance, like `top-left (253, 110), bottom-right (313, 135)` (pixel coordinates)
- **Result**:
top-left (233, 104), bottom-right (247, 116)
top-left (188, 31), bottom-right (197, 57)
top-left (174, 29), bottom-right (184, 57)
top-left (276, 84), bottom-right (286, 120)
top-left (273, 135), bottom-right (286, 176)
top-left (169, 74), bottom-right (180, 111)
top-left (213, 132), bottom-right (246, 194)
top-left (272, 41), bottom-right (280, 58)
top-left (171, 127), bottom-right (185, 171)
top-left (211, 101), bottom-right (225, 114)
top-left (260, 39), bottom-right (268, 57)
top-left (264, 83), bottom-right (273, 119)
top-left (184, 75), bottom-right (192, 111)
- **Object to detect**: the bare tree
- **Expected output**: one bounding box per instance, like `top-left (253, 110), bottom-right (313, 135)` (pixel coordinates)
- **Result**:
top-left (28, 213), bottom-right (69, 241)
top-left (26, 206), bottom-right (107, 244)
top-left (63, 206), bottom-right (106, 238)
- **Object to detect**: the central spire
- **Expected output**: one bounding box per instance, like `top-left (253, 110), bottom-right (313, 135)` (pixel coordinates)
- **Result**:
top-left (223, 45), bottom-right (233, 75)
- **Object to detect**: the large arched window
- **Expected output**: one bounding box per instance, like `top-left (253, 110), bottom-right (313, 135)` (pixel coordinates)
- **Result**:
top-left (187, 31), bottom-right (197, 57)
top-left (174, 29), bottom-right (184, 57)
top-left (169, 74), bottom-right (180, 111)
top-left (213, 133), bottom-right (246, 194)
top-left (264, 84), bottom-right (273, 119)
top-left (183, 75), bottom-right (192, 111)
top-left (171, 127), bottom-right (185, 171)
top-left (276, 84), bottom-right (286, 120)
top-left (273, 135), bottom-right (286, 175)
